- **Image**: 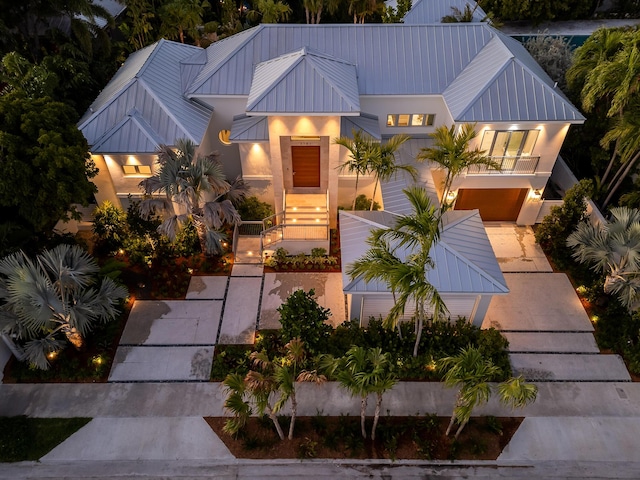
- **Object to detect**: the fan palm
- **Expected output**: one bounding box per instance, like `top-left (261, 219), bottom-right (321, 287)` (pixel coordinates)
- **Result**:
top-left (348, 186), bottom-right (447, 357)
top-left (367, 134), bottom-right (415, 210)
top-left (139, 138), bottom-right (249, 255)
top-left (0, 244), bottom-right (127, 370)
top-left (416, 123), bottom-right (499, 209)
top-left (334, 130), bottom-right (377, 210)
top-left (567, 206), bottom-right (640, 311)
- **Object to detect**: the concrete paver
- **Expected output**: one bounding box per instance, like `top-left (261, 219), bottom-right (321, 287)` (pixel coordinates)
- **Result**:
top-left (259, 272), bottom-right (345, 329)
top-left (510, 353), bottom-right (631, 381)
top-left (499, 417), bottom-right (640, 462)
top-left (185, 276), bottom-right (228, 300)
top-left (483, 273), bottom-right (593, 331)
top-left (41, 417), bottom-right (233, 461)
top-left (218, 277), bottom-right (262, 344)
top-left (120, 300), bottom-right (222, 345)
top-left (108, 346), bottom-right (213, 381)
top-left (485, 224), bottom-right (552, 272)
top-left (230, 264), bottom-right (264, 276)
top-left (504, 332), bottom-right (599, 353)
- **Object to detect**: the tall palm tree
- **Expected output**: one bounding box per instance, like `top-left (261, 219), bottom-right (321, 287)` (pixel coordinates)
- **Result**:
top-left (417, 123), bottom-right (499, 210)
top-left (367, 134), bottom-right (415, 210)
top-left (334, 130), bottom-right (377, 210)
top-left (348, 186), bottom-right (447, 357)
top-left (567, 206), bottom-right (640, 311)
top-left (159, 0), bottom-right (210, 44)
top-left (247, 0), bottom-right (292, 23)
top-left (438, 346), bottom-right (537, 439)
top-left (302, 0), bottom-right (340, 23)
top-left (139, 138), bottom-right (249, 255)
top-left (272, 338), bottom-right (326, 440)
top-left (0, 245), bottom-right (127, 370)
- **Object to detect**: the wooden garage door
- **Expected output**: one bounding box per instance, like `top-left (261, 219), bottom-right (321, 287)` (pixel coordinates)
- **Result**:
top-left (291, 146), bottom-right (320, 188)
top-left (454, 188), bottom-right (527, 221)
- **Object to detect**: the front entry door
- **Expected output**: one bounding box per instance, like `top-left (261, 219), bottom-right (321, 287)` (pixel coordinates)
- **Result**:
top-left (291, 146), bottom-right (320, 188)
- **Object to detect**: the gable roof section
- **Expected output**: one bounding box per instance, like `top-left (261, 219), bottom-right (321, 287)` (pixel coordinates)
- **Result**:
top-left (403, 0), bottom-right (487, 24)
top-left (341, 113), bottom-right (381, 140)
top-left (91, 109), bottom-right (164, 153)
top-left (229, 114), bottom-right (269, 142)
top-left (444, 31), bottom-right (585, 122)
top-left (79, 39), bottom-right (212, 153)
top-left (246, 47), bottom-right (360, 115)
top-left (340, 210), bottom-right (508, 295)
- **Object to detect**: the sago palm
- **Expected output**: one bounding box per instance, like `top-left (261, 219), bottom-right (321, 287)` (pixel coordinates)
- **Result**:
top-left (0, 244), bottom-right (127, 369)
top-left (140, 138), bottom-right (249, 255)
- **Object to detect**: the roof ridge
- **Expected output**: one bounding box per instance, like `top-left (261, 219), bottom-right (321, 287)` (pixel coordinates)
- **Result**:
top-left (246, 52), bottom-right (305, 112)
top-left (306, 55), bottom-right (360, 112)
top-left (78, 78), bottom-right (137, 130)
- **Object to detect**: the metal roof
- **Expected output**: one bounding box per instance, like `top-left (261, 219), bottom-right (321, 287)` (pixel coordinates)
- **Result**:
top-left (403, 0), bottom-right (488, 24)
top-left (340, 209), bottom-right (508, 295)
top-left (229, 114), bottom-right (269, 142)
top-left (340, 113), bottom-right (381, 140)
top-left (444, 34), bottom-right (585, 123)
top-left (246, 47), bottom-right (360, 115)
top-left (91, 109), bottom-right (164, 153)
top-left (183, 23), bottom-right (582, 123)
top-left (79, 39), bottom-right (212, 153)
top-left (380, 138), bottom-right (439, 216)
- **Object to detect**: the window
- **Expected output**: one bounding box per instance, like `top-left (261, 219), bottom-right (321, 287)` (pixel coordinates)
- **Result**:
top-left (122, 165), bottom-right (152, 176)
top-left (480, 130), bottom-right (539, 157)
top-left (386, 114), bottom-right (435, 127)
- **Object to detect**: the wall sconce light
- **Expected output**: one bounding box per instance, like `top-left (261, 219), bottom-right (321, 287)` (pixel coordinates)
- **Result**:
top-left (447, 190), bottom-right (458, 200)
top-left (533, 189), bottom-right (542, 197)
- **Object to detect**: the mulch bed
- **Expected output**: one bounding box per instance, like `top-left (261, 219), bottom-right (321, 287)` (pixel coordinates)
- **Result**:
top-left (206, 415), bottom-right (522, 460)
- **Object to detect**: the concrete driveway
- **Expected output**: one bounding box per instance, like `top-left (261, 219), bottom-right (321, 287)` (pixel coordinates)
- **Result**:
top-left (484, 224), bottom-right (552, 272)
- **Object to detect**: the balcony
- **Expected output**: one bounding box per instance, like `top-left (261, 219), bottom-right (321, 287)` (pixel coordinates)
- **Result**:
top-left (466, 156), bottom-right (540, 175)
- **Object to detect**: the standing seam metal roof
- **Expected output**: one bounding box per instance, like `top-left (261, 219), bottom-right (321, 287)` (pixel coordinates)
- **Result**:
top-left (79, 40), bottom-right (212, 153)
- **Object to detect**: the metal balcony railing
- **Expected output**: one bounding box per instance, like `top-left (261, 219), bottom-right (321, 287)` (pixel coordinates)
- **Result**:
top-left (466, 156), bottom-right (540, 175)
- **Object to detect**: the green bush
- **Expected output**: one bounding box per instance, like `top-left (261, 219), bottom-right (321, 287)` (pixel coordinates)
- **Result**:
top-left (92, 201), bottom-right (128, 254)
top-left (535, 179), bottom-right (593, 268)
top-left (237, 196), bottom-right (274, 221)
top-left (340, 194), bottom-right (380, 211)
top-left (277, 289), bottom-right (332, 355)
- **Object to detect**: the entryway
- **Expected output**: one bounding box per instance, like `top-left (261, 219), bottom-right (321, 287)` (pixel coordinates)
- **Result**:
top-left (291, 146), bottom-right (320, 188)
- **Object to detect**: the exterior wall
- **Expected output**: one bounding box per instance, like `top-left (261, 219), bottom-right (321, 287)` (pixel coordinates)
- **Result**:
top-left (98, 154), bottom-right (156, 207)
top-left (452, 122), bottom-right (571, 225)
top-left (267, 116), bottom-right (342, 228)
top-left (197, 97), bottom-right (246, 180)
top-left (359, 95), bottom-right (454, 135)
top-left (238, 142), bottom-right (275, 210)
top-left (92, 154), bottom-right (120, 207)
top-left (338, 176), bottom-right (379, 209)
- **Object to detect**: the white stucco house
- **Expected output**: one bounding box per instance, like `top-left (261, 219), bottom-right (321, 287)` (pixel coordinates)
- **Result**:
top-left (78, 0), bottom-right (584, 324)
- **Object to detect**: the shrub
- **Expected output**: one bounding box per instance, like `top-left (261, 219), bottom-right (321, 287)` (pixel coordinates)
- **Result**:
top-left (237, 196), bottom-right (274, 221)
top-left (535, 179), bottom-right (593, 267)
top-left (92, 201), bottom-right (128, 253)
top-left (277, 289), bottom-right (332, 354)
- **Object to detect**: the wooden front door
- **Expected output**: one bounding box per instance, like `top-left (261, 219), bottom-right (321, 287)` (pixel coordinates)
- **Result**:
top-left (291, 146), bottom-right (320, 188)
top-left (454, 188), bottom-right (528, 221)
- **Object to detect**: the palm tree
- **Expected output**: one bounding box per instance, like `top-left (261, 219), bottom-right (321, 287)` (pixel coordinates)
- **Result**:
top-left (320, 346), bottom-right (396, 440)
top-left (247, 0), bottom-right (292, 23)
top-left (0, 245), bottom-right (127, 370)
top-left (272, 338), bottom-right (326, 440)
top-left (159, 0), bottom-right (210, 44)
top-left (567, 206), bottom-right (640, 311)
top-left (334, 130), bottom-right (377, 210)
top-left (438, 346), bottom-right (537, 439)
top-left (139, 138), bottom-right (249, 256)
top-left (348, 186), bottom-right (447, 357)
top-left (244, 358), bottom-right (286, 440)
top-left (367, 134), bottom-right (415, 211)
top-left (417, 123), bottom-right (499, 209)
top-left (302, 0), bottom-right (340, 23)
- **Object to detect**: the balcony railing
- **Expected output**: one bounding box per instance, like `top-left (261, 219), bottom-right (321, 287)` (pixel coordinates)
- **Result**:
top-left (466, 156), bottom-right (540, 175)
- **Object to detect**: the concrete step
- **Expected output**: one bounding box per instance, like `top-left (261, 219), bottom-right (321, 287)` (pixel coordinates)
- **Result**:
top-left (510, 353), bottom-right (631, 382)
top-left (286, 193), bottom-right (327, 207)
top-left (504, 332), bottom-right (600, 353)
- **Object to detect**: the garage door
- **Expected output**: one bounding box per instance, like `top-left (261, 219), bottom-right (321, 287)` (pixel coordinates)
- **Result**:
top-left (360, 295), bottom-right (479, 324)
top-left (454, 188), bottom-right (527, 221)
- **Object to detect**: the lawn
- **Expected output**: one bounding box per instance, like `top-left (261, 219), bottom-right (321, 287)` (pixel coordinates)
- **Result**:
top-left (0, 416), bottom-right (91, 462)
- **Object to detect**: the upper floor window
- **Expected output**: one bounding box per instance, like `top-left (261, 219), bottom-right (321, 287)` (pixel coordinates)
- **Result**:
top-left (387, 114), bottom-right (435, 127)
top-left (480, 130), bottom-right (539, 157)
top-left (122, 165), bottom-right (152, 176)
